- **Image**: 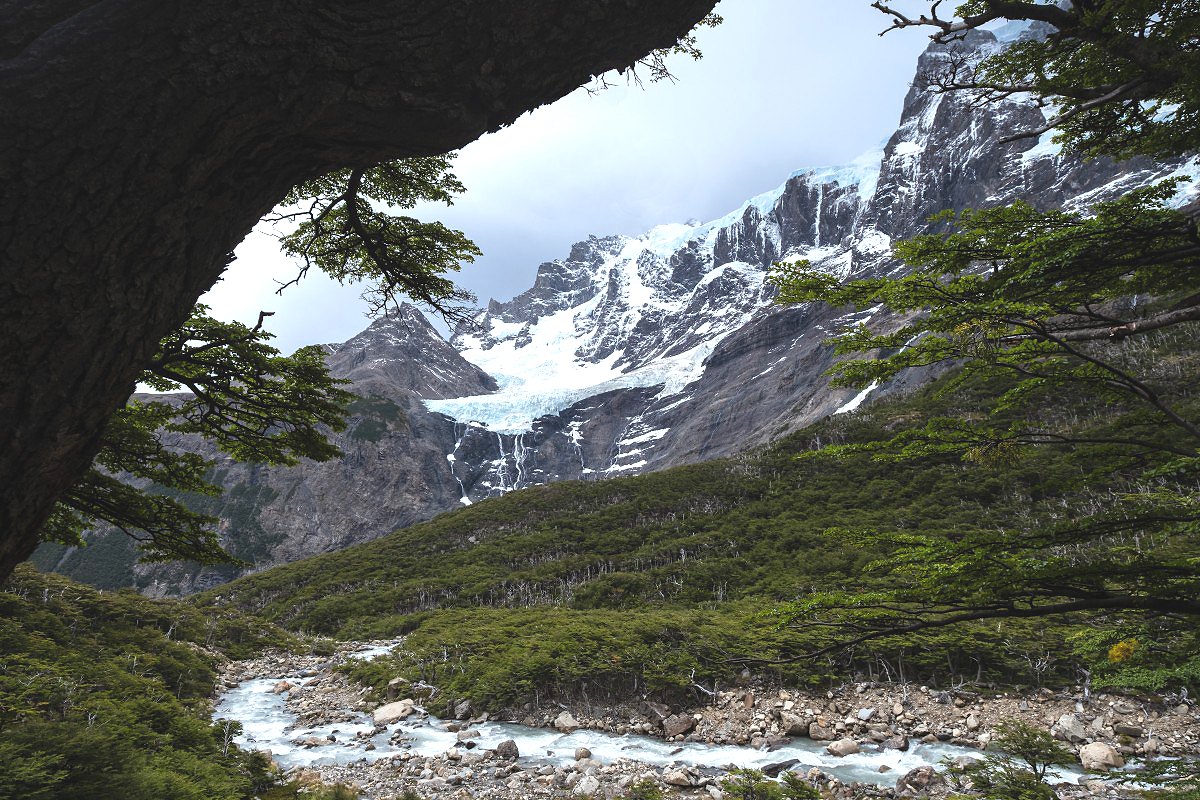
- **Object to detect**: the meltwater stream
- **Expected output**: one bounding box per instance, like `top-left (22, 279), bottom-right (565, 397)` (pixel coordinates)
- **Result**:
top-left (212, 646), bottom-right (982, 787)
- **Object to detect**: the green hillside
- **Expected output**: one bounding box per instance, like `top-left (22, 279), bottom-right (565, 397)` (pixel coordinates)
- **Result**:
top-left (197, 372), bottom-right (1196, 712)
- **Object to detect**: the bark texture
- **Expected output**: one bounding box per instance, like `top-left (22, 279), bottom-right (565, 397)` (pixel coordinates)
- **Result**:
top-left (0, 0), bottom-right (718, 580)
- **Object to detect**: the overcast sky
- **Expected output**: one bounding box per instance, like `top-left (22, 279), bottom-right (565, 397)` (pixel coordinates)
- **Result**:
top-left (201, 1), bottom-right (930, 353)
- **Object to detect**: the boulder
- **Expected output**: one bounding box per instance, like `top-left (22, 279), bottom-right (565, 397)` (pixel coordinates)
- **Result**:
top-left (574, 747), bottom-right (592, 760)
top-left (761, 759), bottom-right (800, 778)
top-left (965, 714), bottom-right (981, 731)
top-left (271, 681), bottom-right (293, 694)
top-left (896, 765), bottom-right (946, 796)
top-left (453, 699), bottom-right (473, 720)
top-left (456, 729), bottom-right (480, 743)
top-left (386, 676), bottom-right (409, 700)
top-left (662, 713), bottom-right (697, 738)
top-left (494, 739), bottom-right (519, 760)
top-left (373, 699), bottom-right (416, 726)
top-left (574, 775), bottom-right (600, 796)
top-left (1079, 742), bottom-right (1125, 772)
top-left (857, 708), bottom-right (877, 722)
top-left (641, 701), bottom-right (672, 724)
top-left (779, 711), bottom-right (810, 736)
top-left (808, 721), bottom-right (834, 741)
top-left (664, 768), bottom-right (697, 787)
top-left (881, 735), bottom-right (910, 752)
top-left (1054, 713), bottom-right (1088, 743)
top-left (554, 711), bottom-right (580, 733)
top-left (826, 738), bottom-right (860, 757)
top-left (1113, 723), bottom-right (1144, 738)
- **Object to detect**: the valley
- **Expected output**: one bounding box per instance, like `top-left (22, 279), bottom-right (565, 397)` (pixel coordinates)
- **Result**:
top-left (5, 7), bottom-right (1199, 800)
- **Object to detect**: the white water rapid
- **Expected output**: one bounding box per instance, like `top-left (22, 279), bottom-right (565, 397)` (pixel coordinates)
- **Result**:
top-left (212, 646), bottom-right (992, 787)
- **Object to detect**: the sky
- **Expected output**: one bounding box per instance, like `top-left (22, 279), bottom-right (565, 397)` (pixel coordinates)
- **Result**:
top-left (201, 1), bottom-right (931, 353)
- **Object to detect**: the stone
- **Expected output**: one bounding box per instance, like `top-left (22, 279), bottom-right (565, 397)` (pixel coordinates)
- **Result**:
top-left (1054, 713), bottom-right (1088, 743)
top-left (892, 703), bottom-right (905, 717)
top-left (664, 768), bottom-right (697, 787)
top-left (453, 700), bottom-right (473, 720)
top-left (826, 738), bottom-right (860, 757)
top-left (271, 681), bottom-right (292, 694)
top-left (761, 759), bottom-right (800, 778)
top-left (554, 711), bottom-right (580, 733)
top-left (456, 729), bottom-right (480, 742)
top-left (881, 735), bottom-right (910, 752)
top-left (857, 708), bottom-right (877, 722)
top-left (808, 722), bottom-right (834, 741)
top-left (574, 747), bottom-right (592, 761)
top-left (779, 711), bottom-right (809, 736)
top-left (1079, 742), bottom-right (1125, 771)
top-left (574, 775), bottom-right (600, 796)
top-left (641, 701), bottom-right (671, 724)
top-left (965, 714), bottom-right (980, 731)
top-left (1113, 723), bottom-right (1144, 738)
top-left (372, 699), bottom-right (415, 726)
top-left (707, 787), bottom-right (725, 800)
top-left (662, 713), bottom-right (697, 738)
top-left (896, 765), bottom-right (946, 796)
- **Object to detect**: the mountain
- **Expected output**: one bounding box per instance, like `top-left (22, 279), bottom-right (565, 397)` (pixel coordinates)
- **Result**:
top-left (33, 27), bottom-right (1198, 595)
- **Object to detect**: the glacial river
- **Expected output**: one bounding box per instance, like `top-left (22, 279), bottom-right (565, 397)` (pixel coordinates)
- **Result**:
top-left (212, 644), bottom-right (985, 787)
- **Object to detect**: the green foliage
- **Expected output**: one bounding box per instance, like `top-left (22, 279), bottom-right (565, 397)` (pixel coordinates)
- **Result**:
top-left (40, 305), bottom-right (355, 566)
top-left (196, 375), bottom-right (1177, 704)
top-left (945, 719), bottom-right (1074, 800)
top-left (618, 779), bottom-right (665, 800)
top-left (347, 395), bottom-right (406, 443)
top-left (720, 769), bottom-right (820, 800)
top-left (0, 566), bottom-right (299, 799)
top-left (881, 1), bottom-right (1200, 159)
top-left (761, 3), bottom-right (1200, 659)
top-left (275, 156), bottom-right (480, 323)
top-left (38, 154), bottom-right (481, 571)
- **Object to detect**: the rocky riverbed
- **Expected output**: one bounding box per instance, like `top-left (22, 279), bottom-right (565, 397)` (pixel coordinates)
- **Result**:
top-left (213, 641), bottom-right (1199, 799)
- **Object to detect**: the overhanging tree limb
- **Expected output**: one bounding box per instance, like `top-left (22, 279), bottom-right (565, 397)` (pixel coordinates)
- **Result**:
top-left (0, 0), bottom-right (721, 582)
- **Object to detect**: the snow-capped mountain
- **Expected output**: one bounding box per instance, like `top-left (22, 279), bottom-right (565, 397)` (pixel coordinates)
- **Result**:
top-left (41, 28), bottom-right (1197, 595)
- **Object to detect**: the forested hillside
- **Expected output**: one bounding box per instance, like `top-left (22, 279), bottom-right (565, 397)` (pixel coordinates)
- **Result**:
top-left (198, 349), bottom-right (1200, 712)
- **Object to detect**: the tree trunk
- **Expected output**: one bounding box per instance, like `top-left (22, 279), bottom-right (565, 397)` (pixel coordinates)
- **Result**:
top-left (0, 0), bottom-right (717, 581)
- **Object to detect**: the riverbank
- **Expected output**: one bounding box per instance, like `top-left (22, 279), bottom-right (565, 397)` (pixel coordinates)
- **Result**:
top-left (214, 641), bottom-right (1199, 799)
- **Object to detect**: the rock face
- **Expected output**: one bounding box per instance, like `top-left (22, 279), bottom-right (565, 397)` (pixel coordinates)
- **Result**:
top-left (39, 28), bottom-right (1197, 595)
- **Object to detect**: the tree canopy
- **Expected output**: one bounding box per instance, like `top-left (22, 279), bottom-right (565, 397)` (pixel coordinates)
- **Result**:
top-left (771, 0), bottom-right (1200, 675)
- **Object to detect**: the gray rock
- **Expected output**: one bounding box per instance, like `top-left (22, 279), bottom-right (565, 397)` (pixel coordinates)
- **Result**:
top-left (881, 735), bottom-right (910, 752)
top-left (554, 711), bottom-right (580, 733)
top-left (808, 722), bottom-right (834, 741)
top-left (453, 700), bottom-right (473, 720)
top-left (826, 738), bottom-right (860, 757)
top-left (1054, 713), bottom-right (1088, 743)
top-left (495, 739), bottom-right (519, 760)
top-left (574, 775), bottom-right (600, 796)
top-left (574, 747), bottom-right (592, 761)
top-left (1079, 742), bottom-right (1125, 771)
top-left (662, 713), bottom-right (697, 738)
top-left (663, 768), bottom-right (697, 787)
top-left (896, 765), bottom-right (946, 796)
top-left (372, 699), bottom-right (415, 726)
top-left (1113, 723), bottom-right (1144, 738)
top-left (857, 708), bottom-right (877, 722)
top-left (779, 711), bottom-right (810, 736)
